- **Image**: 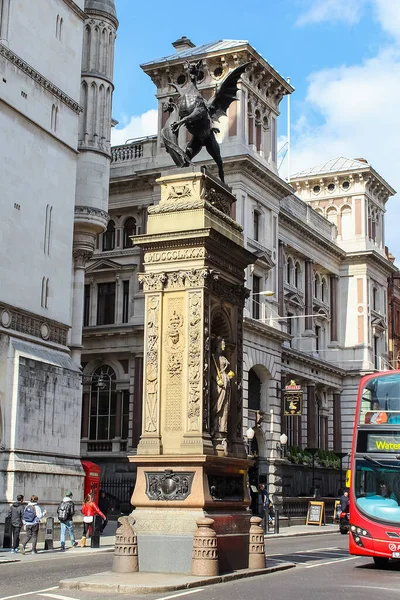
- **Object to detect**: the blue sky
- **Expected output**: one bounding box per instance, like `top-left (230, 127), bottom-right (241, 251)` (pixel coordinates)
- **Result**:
top-left (111, 0), bottom-right (400, 260)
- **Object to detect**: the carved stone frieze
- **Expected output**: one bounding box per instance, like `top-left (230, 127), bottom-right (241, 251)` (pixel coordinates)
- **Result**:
top-left (203, 294), bottom-right (211, 433)
top-left (166, 184), bottom-right (192, 201)
top-left (74, 205), bottom-right (110, 222)
top-left (144, 247), bottom-right (207, 264)
top-left (235, 310), bottom-right (244, 438)
top-left (139, 269), bottom-right (218, 292)
top-left (165, 297), bottom-right (184, 431)
top-left (138, 272), bottom-right (167, 292)
top-left (165, 308), bottom-right (184, 378)
top-left (188, 292), bottom-right (202, 431)
top-left (144, 295), bottom-right (160, 433)
top-left (211, 279), bottom-right (249, 307)
top-left (0, 43), bottom-right (82, 114)
top-left (204, 186), bottom-right (231, 216)
top-left (148, 198), bottom-right (243, 233)
top-left (145, 470), bottom-right (194, 501)
top-left (0, 302), bottom-right (68, 346)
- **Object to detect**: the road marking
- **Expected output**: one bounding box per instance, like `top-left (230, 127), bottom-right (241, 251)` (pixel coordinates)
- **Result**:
top-left (296, 546), bottom-right (340, 553)
top-left (0, 587), bottom-right (58, 600)
top-left (41, 594), bottom-right (76, 600)
top-left (348, 586), bottom-right (400, 593)
top-left (305, 556), bottom-right (358, 568)
top-left (155, 590), bottom-right (204, 600)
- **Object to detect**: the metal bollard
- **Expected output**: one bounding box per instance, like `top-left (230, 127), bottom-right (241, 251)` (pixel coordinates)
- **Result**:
top-left (274, 509), bottom-right (280, 534)
top-left (2, 516), bottom-right (11, 548)
top-left (91, 515), bottom-right (102, 548)
top-left (44, 517), bottom-right (54, 550)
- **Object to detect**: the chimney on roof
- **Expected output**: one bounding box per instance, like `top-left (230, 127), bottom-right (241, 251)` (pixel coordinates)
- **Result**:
top-left (354, 158), bottom-right (368, 163)
top-left (172, 36), bottom-right (196, 52)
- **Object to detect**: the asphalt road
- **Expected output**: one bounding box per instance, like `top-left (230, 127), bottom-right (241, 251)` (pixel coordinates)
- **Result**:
top-left (1, 534), bottom-right (400, 600)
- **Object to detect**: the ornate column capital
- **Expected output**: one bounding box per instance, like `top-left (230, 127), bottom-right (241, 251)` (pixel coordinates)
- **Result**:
top-left (73, 249), bottom-right (92, 268)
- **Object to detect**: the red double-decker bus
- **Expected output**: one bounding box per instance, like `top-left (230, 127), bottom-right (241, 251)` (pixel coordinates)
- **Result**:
top-left (349, 371), bottom-right (400, 567)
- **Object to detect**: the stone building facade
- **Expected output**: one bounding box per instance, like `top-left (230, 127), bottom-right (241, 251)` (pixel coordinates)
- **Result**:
top-left (0, 0), bottom-right (117, 528)
top-left (80, 38), bottom-right (396, 504)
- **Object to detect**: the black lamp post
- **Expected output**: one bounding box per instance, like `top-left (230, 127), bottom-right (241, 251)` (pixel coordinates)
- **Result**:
top-left (306, 448), bottom-right (318, 497)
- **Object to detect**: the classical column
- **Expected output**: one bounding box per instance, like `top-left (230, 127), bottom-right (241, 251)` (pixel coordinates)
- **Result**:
top-left (307, 384), bottom-right (316, 448)
top-left (333, 392), bottom-right (342, 452)
top-left (305, 260), bottom-right (313, 331)
top-left (132, 356), bottom-right (143, 449)
top-left (70, 250), bottom-right (92, 365)
top-left (330, 275), bottom-right (338, 342)
top-left (278, 241), bottom-right (285, 317)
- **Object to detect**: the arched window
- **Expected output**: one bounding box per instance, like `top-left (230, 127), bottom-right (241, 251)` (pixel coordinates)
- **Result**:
top-left (314, 273), bottom-right (321, 298)
top-left (248, 368), bottom-right (261, 411)
top-left (286, 257), bottom-right (293, 284)
top-left (102, 219), bottom-right (115, 251)
top-left (321, 277), bottom-right (327, 302)
top-left (123, 217), bottom-right (136, 249)
top-left (326, 206), bottom-right (338, 228)
top-left (253, 211), bottom-right (260, 242)
top-left (340, 205), bottom-right (352, 240)
top-left (294, 262), bottom-right (300, 289)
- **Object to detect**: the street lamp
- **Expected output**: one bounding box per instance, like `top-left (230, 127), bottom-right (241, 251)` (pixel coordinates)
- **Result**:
top-left (276, 433), bottom-right (288, 457)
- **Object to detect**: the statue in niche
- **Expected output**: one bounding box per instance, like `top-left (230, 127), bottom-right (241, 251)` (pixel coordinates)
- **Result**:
top-left (210, 337), bottom-right (235, 436)
top-left (161, 60), bottom-right (250, 182)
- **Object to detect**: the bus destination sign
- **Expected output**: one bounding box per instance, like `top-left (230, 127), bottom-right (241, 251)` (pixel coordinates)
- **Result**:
top-left (367, 434), bottom-right (400, 452)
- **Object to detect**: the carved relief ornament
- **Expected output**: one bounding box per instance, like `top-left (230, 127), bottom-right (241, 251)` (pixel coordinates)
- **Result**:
top-left (138, 269), bottom-right (218, 292)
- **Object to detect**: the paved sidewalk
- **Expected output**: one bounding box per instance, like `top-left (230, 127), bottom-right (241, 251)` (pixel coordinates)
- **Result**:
top-left (265, 523), bottom-right (339, 538)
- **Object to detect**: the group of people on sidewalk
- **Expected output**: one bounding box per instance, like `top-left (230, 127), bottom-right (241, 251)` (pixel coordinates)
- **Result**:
top-left (7, 490), bottom-right (109, 554)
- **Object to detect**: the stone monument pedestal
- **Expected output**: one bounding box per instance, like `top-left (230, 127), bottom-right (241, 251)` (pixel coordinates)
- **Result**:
top-left (129, 168), bottom-right (256, 574)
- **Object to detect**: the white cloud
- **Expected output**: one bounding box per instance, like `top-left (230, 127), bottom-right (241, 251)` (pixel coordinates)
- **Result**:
top-left (373, 0), bottom-right (400, 40)
top-left (287, 46), bottom-right (400, 258)
top-left (111, 109), bottom-right (158, 146)
top-left (296, 0), bottom-right (367, 26)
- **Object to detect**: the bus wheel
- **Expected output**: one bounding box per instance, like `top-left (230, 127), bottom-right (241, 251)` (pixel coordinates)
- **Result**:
top-left (373, 557), bottom-right (390, 568)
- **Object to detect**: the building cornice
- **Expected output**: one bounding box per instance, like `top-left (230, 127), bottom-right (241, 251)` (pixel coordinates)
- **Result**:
top-left (85, 8), bottom-right (119, 28)
top-left (0, 43), bottom-right (82, 114)
top-left (279, 210), bottom-right (345, 259)
top-left (343, 250), bottom-right (397, 274)
top-left (282, 346), bottom-right (347, 377)
top-left (0, 301), bottom-right (69, 347)
top-left (243, 316), bottom-right (291, 342)
top-left (81, 71), bottom-right (115, 88)
top-left (61, 0), bottom-right (87, 20)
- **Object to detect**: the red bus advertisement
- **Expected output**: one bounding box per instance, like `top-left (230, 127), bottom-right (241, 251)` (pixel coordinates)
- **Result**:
top-left (349, 371), bottom-right (400, 567)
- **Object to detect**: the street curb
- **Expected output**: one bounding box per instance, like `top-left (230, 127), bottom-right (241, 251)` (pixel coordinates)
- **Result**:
top-left (59, 562), bottom-right (295, 593)
top-left (0, 558), bottom-right (20, 564)
top-left (265, 529), bottom-right (339, 539)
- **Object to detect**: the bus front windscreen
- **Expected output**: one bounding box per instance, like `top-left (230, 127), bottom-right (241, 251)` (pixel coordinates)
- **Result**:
top-left (360, 374), bottom-right (400, 425)
top-left (355, 458), bottom-right (400, 524)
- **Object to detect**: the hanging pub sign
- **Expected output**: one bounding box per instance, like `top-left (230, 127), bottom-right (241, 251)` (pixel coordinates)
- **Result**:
top-left (284, 380), bottom-right (303, 416)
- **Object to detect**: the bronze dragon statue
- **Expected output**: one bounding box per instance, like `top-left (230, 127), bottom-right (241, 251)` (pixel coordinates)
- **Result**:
top-left (161, 60), bottom-right (250, 182)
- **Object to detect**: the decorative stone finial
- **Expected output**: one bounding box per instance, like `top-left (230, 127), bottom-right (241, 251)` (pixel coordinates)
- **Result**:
top-left (112, 517), bottom-right (138, 573)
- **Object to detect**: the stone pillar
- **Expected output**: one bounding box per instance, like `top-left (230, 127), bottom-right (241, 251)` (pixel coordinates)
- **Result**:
top-left (113, 517), bottom-right (138, 573)
top-left (330, 275), bottom-right (338, 342)
top-left (70, 250), bottom-right (92, 365)
top-left (115, 390), bottom-right (122, 438)
top-left (307, 384), bottom-right (316, 448)
top-left (305, 260), bottom-right (313, 332)
top-left (81, 391), bottom-right (90, 439)
top-left (132, 357), bottom-right (143, 449)
top-left (129, 169), bottom-right (256, 575)
top-left (278, 241), bottom-right (285, 317)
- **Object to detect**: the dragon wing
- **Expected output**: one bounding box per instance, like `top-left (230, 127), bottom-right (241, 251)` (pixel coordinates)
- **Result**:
top-left (208, 62), bottom-right (251, 122)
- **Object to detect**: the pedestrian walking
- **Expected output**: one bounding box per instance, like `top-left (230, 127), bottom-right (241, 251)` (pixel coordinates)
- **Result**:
top-left (98, 490), bottom-right (109, 534)
top-left (8, 494), bottom-right (24, 553)
top-left (57, 491), bottom-right (78, 551)
top-left (19, 495), bottom-right (47, 554)
top-left (81, 494), bottom-right (105, 547)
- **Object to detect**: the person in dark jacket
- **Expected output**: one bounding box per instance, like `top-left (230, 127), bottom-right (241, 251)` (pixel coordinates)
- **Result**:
top-left (8, 495), bottom-right (24, 553)
top-left (340, 490), bottom-right (349, 512)
top-left (98, 490), bottom-right (109, 534)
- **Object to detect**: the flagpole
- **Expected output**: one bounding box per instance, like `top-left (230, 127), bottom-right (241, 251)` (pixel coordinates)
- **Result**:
top-left (287, 77), bottom-right (291, 183)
